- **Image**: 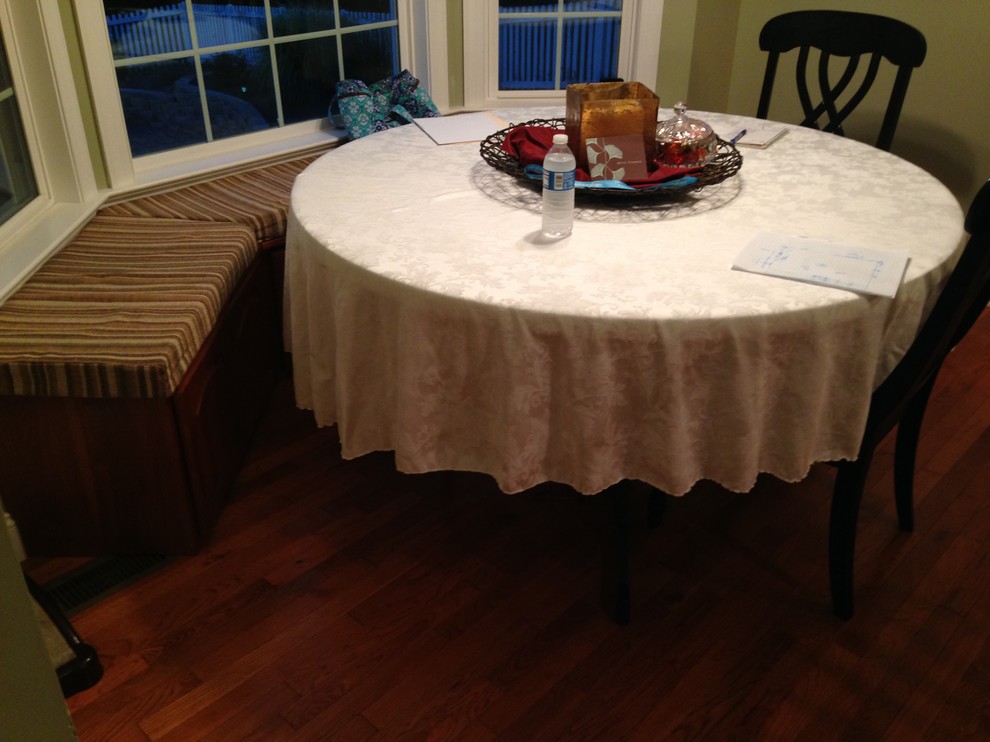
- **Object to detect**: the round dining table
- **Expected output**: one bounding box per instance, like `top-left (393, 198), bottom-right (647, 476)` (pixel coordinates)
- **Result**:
top-left (284, 106), bottom-right (965, 498)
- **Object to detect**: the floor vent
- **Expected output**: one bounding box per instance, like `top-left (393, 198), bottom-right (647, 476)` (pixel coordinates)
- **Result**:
top-left (44, 555), bottom-right (174, 616)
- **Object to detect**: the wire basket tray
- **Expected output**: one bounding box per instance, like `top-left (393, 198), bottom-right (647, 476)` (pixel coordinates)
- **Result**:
top-left (479, 117), bottom-right (743, 198)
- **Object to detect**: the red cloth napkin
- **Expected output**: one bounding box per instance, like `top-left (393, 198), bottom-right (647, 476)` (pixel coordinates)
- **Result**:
top-left (501, 125), bottom-right (701, 186)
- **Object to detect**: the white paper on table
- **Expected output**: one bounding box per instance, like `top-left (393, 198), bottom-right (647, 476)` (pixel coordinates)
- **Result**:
top-left (717, 121), bottom-right (788, 148)
top-left (733, 232), bottom-right (910, 297)
top-left (735, 124), bottom-right (787, 148)
top-left (413, 111), bottom-right (509, 145)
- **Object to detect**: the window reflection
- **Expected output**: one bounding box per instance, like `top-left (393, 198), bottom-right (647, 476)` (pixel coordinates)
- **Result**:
top-left (277, 36), bottom-right (340, 125)
top-left (202, 49), bottom-right (277, 139)
top-left (116, 59), bottom-right (207, 156)
top-left (341, 26), bottom-right (398, 84)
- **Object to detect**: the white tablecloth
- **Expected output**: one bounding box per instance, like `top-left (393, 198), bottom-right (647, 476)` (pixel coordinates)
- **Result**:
top-left (285, 107), bottom-right (965, 495)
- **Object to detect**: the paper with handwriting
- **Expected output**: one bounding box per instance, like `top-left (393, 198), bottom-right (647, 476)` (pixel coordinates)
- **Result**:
top-left (733, 232), bottom-right (909, 297)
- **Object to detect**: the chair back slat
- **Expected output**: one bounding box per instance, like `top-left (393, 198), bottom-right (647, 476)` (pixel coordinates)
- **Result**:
top-left (756, 10), bottom-right (927, 150)
top-left (813, 51), bottom-right (858, 131)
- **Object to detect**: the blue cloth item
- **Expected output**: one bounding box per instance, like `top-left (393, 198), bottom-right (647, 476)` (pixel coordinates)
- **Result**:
top-left (522, 164), bottom-right (698, 190)
top-left (329, 69), bottom-right (440, 139)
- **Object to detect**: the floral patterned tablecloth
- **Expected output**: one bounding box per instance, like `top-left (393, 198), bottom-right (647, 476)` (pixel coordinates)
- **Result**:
top-left (285, 107), bottom-right (964, 496)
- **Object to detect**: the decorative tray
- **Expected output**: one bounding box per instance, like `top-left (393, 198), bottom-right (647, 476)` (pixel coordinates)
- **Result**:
top-left (479, 117), bottom-right (742, 198)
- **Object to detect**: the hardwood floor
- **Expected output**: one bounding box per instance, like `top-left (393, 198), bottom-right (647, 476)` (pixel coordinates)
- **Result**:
top-left (30, 312), bottom-right (990, 740)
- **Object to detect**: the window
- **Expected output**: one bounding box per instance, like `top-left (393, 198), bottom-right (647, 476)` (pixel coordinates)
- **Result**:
top-left (0, 1), bottom-right (99, 303)
top-left (102, 0), bottom-right (402, 157)
top-left (1, 1), bottom-right (438, 301)
top-left (463, 0), bottom-right (662, 110)
top-left (0, 31), bottom-right (38, 228)
top-left (76, 0), bottom-right (435, 191)
top-left (497, 0), bottom-right (622, 91)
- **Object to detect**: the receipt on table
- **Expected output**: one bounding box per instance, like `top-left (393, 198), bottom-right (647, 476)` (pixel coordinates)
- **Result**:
top-left (733, 232), bottom-right (909, 297)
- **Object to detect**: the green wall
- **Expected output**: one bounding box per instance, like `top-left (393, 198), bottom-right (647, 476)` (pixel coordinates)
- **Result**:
top-left (446, 0), bottom-right (464, 108)
top-left (656, 0), bottom-right (700, 105)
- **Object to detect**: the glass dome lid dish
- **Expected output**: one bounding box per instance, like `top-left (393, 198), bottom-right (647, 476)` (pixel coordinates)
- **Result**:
top-left (655, 102), bottom-right (719, 168)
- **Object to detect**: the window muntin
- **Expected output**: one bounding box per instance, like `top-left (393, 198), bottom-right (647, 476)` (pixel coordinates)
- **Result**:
top-left (101, 0), bottom-right (400, 157)
top-left (496, 0), bottom-right (622, 91)
top-left (0, 29), bottom-right (38, 228)
top-left (463, 0), bottom-right (660, 110)
top-left (0, 1), bottom-right (100, 303)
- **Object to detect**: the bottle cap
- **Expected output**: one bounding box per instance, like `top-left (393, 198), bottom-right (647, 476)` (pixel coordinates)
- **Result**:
top-left (552, 133), bottom-right (568, 145)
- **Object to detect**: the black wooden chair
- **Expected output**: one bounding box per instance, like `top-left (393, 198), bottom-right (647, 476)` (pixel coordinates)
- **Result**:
top-left (755, 10), bottom-right (927, 151)
top-left (618, 181), bottom-right (990, 625)
top-left (830, 179), bottom-right (990, 618)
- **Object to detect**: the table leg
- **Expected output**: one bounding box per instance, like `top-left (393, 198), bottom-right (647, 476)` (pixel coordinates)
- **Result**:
top-left (613, 480), bottom-right (631, 625)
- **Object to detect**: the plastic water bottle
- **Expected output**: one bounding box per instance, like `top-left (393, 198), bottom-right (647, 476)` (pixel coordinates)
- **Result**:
top-left (541, 133), bottom-right (576, 238)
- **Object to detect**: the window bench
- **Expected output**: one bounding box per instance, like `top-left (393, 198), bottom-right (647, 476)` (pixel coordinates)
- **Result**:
top-left (0, 154), bottom-right (323, 556)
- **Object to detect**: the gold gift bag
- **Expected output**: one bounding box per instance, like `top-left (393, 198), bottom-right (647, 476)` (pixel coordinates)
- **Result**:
top-left (565, 82), bottom-right (660, 171)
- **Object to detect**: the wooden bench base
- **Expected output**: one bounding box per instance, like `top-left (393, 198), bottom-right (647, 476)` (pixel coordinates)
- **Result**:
top-left (0, 255), bottom-right (280, 555)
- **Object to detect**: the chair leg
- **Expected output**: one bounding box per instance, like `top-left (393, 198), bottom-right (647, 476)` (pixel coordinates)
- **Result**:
top-left (23, 572), bottom-right (104, 697)
top-left (612, 480), bottom-right (632, 626)
top-left (647, 487), bottom-right (667, 529)
top-left (829, 454), bottom-right (872, 620)
top-left (894, 376), bottom-right (937, 533)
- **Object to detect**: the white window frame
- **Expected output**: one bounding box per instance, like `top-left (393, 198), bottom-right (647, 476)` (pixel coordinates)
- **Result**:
top-left (73, 0), bottom-right (444, 195)
top-left (0, 0), bottom-right (101, 304)
top-left (463, 0), bottom-right (663, 110)
top-left (0, 0), bottom-right (444, 302)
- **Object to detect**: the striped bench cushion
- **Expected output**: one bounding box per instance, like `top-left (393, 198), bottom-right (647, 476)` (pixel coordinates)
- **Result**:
top-left (0, 216), bottom-right (257, 399)
top-left (98, 155), bottom-right (321, 244)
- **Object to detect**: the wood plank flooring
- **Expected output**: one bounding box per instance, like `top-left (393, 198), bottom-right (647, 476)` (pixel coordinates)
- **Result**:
top-left (30, 311), bottom-right (990, 740)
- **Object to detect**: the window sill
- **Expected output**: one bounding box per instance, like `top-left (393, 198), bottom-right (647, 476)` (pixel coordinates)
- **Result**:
top-left (111, 126), bottom-right (346, 203)
top-left (1, 125), bottom-right (345, 303)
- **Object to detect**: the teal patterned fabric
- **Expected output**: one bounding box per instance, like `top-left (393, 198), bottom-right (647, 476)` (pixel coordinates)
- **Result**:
top-left (330, 69), bottom-right (440, 139)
